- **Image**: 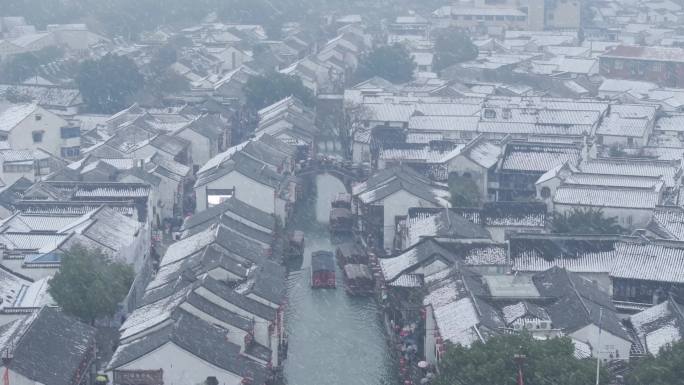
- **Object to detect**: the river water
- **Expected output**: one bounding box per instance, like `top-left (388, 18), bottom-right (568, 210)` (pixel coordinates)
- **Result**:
top-left (283, 173), bottom-right (397, 385)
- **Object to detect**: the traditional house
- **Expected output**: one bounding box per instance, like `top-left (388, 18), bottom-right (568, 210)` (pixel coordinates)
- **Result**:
top-left (0, 265), bottom-right (52, 325)
top-left (531, 267), bottom-right (632, 360)
top-left (180, 196), bottom-right (275, 237)
top-left (423, 266), bottom-right (631, 365)
top-left (0, 148), bottom-right (66, 185)
top-left (0, 206), bottom-right (151, 312)
top-left (0, 307), bottom-right (96, 385)
top-left (173, 114), bottom-right (227, 171)
top-left (497, 141), bottom-right (582, 201)
top-left (629, 296), bottom-right (684, 356)
top-left (107, 311), bottom-right (269, 385)
top-left (194, 150), bottom-right (296, 219)
top-left (352, 166), bottom-right (450, 251)
top-left (397, 209), bottom-right (492, 250)
top-left (594, 104), bottom-right (658, 148)
top-left (439, 135), bottom-right (502, 201)
top-left (512, 234), bottom-right (684, 306)
top-left (255, 97), bottom-right (318, 157)
top-left (600, 45), bottom-right (684, 87)
top-left (0, 103), bottom-right (78, 158)
top-left (0, 84), bottom-right (83, 116)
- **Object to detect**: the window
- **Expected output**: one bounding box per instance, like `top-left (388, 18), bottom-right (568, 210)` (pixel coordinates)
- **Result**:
top-left (60, 146), bottom-right (80, 158)
top-left (464, 15), bottom-right (473, 20)
top-left (476, 15), bottom-right (484, 20)
top-left (484, 15), bottom-right (494, 20)
top-left (3, 163), bottom-right (33, 173)
top-left (207, 188), bottom-right (234, 207)
top-left (540, 186), bottom-right (551, 198)
top-left (60, 126), bottom-right (80, 139)
top-left (627, 137), bottom-right (634, 146)
top-left (496, 15), bottom-right (504, 21)
top-left (484, 109), bottom-right (496, 119)
top-left (32, 131), bottom-right (43, 143)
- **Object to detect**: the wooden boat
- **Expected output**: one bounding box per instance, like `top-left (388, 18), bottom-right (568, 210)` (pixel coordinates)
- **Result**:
top-left (311, 250), bottom-right (336, 289)
top-left (331, 192), bottom-right (352, 209)
top-left (336, 242), bottom-right (368, 266)
top-left (342, 264), bottom-right (374, 296)
top-left (329, 207), bottom-right (353, 235)
top-left (284, 230), bottom-right (305, 259)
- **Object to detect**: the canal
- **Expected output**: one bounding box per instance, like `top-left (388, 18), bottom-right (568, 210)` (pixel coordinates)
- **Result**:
top-left (283, 173), bottom-right (397, 385)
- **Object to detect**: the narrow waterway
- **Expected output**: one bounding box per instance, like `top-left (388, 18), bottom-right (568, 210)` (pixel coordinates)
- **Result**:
top-left (283, 173), bottom-right (397, 385)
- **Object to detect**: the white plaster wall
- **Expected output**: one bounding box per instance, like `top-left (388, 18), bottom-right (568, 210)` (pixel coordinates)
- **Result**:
top-left (110, 343), bottom-right (244, 385)
top-left (571, 324), bottom-right (631, 361)
top-left (352, 141), bottom-right (370, 164)
top-left (424, 305), bottom-right (438, 365)
top-left (9, 107), bottom-right (67, 156)
top-left (201, 171), bottom-right (283, 218)
top-left (447, 155), bottom-right (488, 200)
top-left (382, 190), bottom-right (440, 250)
top-left (0, 369), bottom-right (40, 385)
top-left (176, 129), bottom-right (214, 169)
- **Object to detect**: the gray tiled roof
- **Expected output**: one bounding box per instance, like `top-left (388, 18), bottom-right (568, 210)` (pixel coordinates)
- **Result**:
top-left (181, 196), bottom-right (275, 233)
top-left (0, 307), bottom-right (95, 385)
top-left (201, 276), bottom-right (277, 320)
top-left (533, 267), bottom-right (630, 340)
top-left (108, 310), bottom-right (267, 383)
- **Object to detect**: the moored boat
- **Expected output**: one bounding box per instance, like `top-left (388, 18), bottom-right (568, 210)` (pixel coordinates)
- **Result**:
top-left (311, 250), bottom-right (336, 289)
top-left (329, 207), bottom-right (353, 235)
top-left (285, 230), bottom-right (305, 259)
top-left (335, 242), bottom-right (368, 266)
top-left (342, 263), bottom-right (374, 296)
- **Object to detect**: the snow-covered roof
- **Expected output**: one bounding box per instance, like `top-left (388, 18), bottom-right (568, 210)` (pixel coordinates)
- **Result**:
top-left (502, 144), bottom-right (581, 172)
top-left (0, 104), bottom-right (38, 133)
top-left (578, 159), bottom-right (680, 187)
top-left (595, 104), bottom-right (657, 138)
top-left (553, 185), bottom-right (661, 209)
top-left (630, 299), bottom-right (684, 355)
top-left (514, 239), bottom-right (684, 284)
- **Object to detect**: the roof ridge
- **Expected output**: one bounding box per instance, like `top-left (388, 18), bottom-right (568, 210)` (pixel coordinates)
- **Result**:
top-left (565, 269), bottom-right (593, 319)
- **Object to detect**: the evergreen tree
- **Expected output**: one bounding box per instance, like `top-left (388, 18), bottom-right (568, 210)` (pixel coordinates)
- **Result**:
top-left (434, 333), bottom-right (605, 385)
top-left (628, 341), bottom-right (684, 385)
top-left (243, 72), bottom-right (315, 110)
top-left (76, 54), bottom-right (144, 113)
top-left (551, 208), bottom-right (625, 234)
top-left (48, 244), bottom-right (134, 324)
top-left (433, 27), bottom-right (478, 72)
top-left (355, 44), bottom-right (416, 84)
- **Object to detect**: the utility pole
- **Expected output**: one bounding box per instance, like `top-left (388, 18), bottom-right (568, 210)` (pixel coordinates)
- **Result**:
top-left (595, 307), bottom-right (603, 385)
top-left (2, 347), bottom-right (13, 385)
top-left (514, 351), bottom-right (526, 385)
